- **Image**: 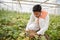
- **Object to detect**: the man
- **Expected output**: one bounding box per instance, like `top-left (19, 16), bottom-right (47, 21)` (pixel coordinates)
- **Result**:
top-left (25, 4), bottom-right (49, 39)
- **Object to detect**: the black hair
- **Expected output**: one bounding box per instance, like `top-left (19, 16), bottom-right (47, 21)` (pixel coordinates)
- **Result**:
top-left (33, 4), bottom-right (42, 12)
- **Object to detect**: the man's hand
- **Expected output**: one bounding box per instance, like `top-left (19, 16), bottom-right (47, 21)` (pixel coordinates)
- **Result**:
top-left (28, 30), bottom-right (37, 38)
top-left (25, 30), bottom-right (41, 38)
top-left (29, 32), bottom-right (35, 38)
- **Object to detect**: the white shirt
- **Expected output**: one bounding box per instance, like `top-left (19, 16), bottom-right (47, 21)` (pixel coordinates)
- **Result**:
top-left (26, 12), bottom-right (49, 35)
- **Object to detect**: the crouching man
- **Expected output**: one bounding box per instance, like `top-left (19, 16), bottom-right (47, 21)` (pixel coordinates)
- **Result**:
top-left (25, 4), bottom-right (49, 40)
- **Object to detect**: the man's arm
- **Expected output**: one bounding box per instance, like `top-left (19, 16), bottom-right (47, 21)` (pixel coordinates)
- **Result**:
top-left (26, 13), bottom-right (35, 31)
top-left (37, 14), bottom-right (49, 35)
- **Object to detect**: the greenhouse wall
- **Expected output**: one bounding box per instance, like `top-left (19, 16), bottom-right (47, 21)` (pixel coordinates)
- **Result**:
top-left (0, 0), bottom-right (60, 14)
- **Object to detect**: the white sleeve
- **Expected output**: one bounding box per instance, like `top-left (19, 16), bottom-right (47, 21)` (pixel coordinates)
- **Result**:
top-left (37, 14), bottom-right (49, 35)
top-left (26, 14), bottom-right (35, 31)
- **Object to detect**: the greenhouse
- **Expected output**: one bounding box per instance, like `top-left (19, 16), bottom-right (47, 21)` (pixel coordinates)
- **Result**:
top-left (0, 0), bottom-right (60, 40)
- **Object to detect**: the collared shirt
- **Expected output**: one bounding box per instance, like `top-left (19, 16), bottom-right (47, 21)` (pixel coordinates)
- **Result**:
top-left (26, 11), bottom-right (49, 35)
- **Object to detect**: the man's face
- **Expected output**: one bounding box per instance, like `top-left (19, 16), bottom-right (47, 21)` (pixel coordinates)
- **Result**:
top-left (34, 12), bottom-right (41, 18)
